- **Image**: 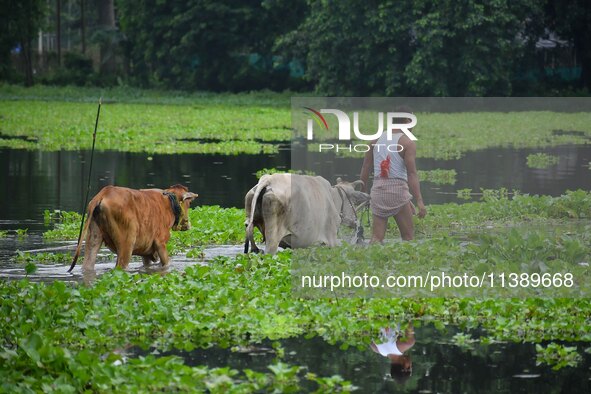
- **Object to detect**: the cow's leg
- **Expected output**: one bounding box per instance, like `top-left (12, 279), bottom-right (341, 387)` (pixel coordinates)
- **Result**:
top-left (115, 244), bottom-right (133, 269)
top-left (81, 220), bottom-right (103, 271)
top-left (142, 251), bottom-right (158, 266)
top-left (248, 226), bottom-right (261, 254)
top-left (262, 193), bottom-right (285, 255)
top-left (108, 217), bottom-right (136, 269)
top-left (156, 242), bottom-right (170, 267)
top-left (326, 231), bottom-right (339, 247)
top-left (264, 230), bottom-right (281, 254)
top-left (244, 188), bottom-right (254, 253)
top-left (323, 215), bottom-right (340, 247)
top-left (244, 187), bottom-right (262, 254)
top-left (113, 231), bottom-right (135, 269)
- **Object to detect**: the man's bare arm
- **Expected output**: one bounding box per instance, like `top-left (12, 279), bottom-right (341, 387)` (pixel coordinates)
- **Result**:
top-left (402, 138), bottom-right (426, 218)
top-left (359, 141), bottom-right (376, 193)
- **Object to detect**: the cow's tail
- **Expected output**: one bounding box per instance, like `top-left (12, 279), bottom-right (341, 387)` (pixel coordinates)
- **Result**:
top-left (245, 177), bottom-right (270, 253)
top-left (67, 201), bottom-right (100, 272)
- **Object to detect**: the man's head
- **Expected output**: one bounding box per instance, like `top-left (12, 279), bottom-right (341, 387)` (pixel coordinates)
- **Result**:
top-left (164, 184), bottom-right (198, 231)
top-left (389, 354), bottom-right (412, 385)
top-left (394, 105), bottom-right (414, 126)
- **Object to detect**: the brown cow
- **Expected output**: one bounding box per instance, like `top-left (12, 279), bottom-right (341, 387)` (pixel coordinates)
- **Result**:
top-left (69, 184), bottom-right (198, 271)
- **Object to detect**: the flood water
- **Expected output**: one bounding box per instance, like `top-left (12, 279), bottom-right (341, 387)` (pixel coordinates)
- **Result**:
top-left (136, 324), bottom-right (591, 393)
top-left (1, 144), bottom-right (589, 279)
top-left (0, 232), bottom-right (243, 282)
top-left (1, 144), bottom-right (590, 232)
top-left (1, 144), bottom-right (590, 392)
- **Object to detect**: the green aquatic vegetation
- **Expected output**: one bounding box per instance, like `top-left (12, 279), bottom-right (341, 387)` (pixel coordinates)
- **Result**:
top-left (415, 112), bottom-right (590, 160)
top-left (256, 167), bottom-right (317, 179)
top-left (307, 111), bottom-right (591, 160)
top-left (456, 188), bottom-right (473, 200)
top-left (5, 191), bottom-right (591, 389)
top-left (0, 230), bottom-right (8, 238)
top-left (166, 206), bottom-right (255, 253)
top-left (526, 153), bottom-right (560, 169)
top-left (15, 251), bottom-right (72, 265)
top-left (535, 343), bottom-right (582, 370)
top-left (186, 247), bottom-right (205, 259)
top-left (305, 373), bottom-right (356, 392)
top-left (3, 85), bottom-right (591, 157)
top-left (412, 189), bottom-right (591, 237)
top-left (0, 84), bottom-right (293, 107)
top-left (24, 262), bottom-right (37, 275)
top-left (293, 225), bottom-right (591, 298)
top-left (451, 333), bottom-right (478, 350)
top-left (43, 210), bottom-right (82, 240)
top-left (15, 228), bottom-right (28, 239)
top-left (0, 99), bottom-right (289, 154)
top-left (418, 169), bottom-right (457, 185)
top-left (0, 339), bottom-right (354, 394)
top-left (1, 249), bottom-right (591, 390)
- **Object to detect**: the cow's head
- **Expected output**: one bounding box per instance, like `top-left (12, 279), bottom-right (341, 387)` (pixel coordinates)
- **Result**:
top-left (164, 184), bottom-right (198, 231)
top-left (333, 178), bottom-right (371, 227)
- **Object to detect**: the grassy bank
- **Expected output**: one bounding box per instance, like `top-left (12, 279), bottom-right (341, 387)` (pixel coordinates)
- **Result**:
top-left (1, 85), bottom-right (590, 156)
top-left (0, 84), bottom-right (293, 106)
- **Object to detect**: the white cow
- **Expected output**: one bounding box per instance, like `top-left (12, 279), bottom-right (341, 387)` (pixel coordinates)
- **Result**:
top-left (244, 174), bottom-right (369, 254)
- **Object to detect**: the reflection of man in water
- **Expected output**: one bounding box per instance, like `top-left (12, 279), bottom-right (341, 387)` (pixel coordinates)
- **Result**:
top-left (370, 324), bottom-right (415, 384)
top-left (360, 109), bottom-right (426, 242)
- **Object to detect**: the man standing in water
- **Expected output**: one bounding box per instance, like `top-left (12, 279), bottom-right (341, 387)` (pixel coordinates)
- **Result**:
top-left (360, 110), bottom-right (426, 242)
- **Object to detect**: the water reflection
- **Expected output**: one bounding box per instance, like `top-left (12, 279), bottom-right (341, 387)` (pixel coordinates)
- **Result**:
top-left (137, 323), bottom-right (590, 393)
top-left (371, 323), bottom-right (416, 385)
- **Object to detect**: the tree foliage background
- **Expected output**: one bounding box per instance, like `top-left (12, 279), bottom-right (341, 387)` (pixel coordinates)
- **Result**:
top-left (1, 0), bottom-right (590, 95)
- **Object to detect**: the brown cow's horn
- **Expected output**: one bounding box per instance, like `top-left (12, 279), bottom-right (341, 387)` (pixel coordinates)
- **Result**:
top-left (182, 192), bottom-right (198, 201)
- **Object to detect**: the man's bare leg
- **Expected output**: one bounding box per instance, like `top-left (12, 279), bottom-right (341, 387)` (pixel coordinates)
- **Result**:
top-left (371, 215), bottom-right (388, 244)
top-left (394, 202), bottom-right (414, 241)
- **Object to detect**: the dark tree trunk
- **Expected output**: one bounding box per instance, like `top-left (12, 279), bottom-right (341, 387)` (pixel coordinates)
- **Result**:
top-left (96, 0), bottom-right (116, 74)
top-left (573, 34), bottom-right (591, 91)
top-left (57, 0), bottom-right (61, 65)
top-left (80, 0), bottom-right (86, 54)
top-left (22, 42), bottom-right (33, 86)
top-left (20, 1), bottom-right (34, 86)
top-left (578, 4), bottom-right (591, 90)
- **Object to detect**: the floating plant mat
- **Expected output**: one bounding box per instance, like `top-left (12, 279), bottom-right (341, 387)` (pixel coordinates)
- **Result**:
top-left (3, 87), bottom-right (591, 157)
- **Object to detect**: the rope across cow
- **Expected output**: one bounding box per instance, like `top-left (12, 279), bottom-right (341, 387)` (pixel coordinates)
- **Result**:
top-left (163, 191), bottom-right (182, 227)
top-left (334, 183), bottom-right (370, 245)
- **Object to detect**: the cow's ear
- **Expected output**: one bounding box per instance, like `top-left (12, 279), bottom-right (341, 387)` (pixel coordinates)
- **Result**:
top-left (182, 192), bottom-right (198, 202)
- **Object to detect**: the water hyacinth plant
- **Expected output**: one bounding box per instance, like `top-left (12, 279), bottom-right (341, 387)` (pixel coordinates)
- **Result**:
top-left (526, 153), bottom-right (560, 169)
top-left (2, 86), bottom-right (591, 158)
top-left (0, 189), bottom-right (589, 389)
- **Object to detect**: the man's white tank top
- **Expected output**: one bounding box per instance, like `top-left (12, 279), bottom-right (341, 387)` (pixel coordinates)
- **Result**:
top-left (373, 132), bottom-right (407, 181)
